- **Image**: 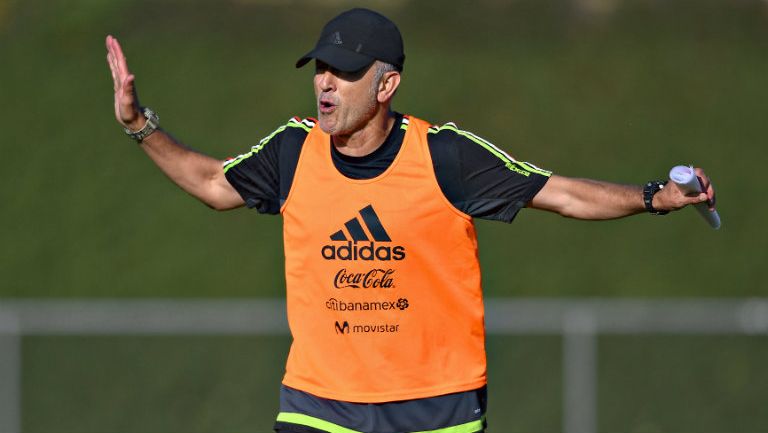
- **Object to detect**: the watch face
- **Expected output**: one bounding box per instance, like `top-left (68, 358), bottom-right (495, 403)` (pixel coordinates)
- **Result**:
top-left (143, 108), bottom-right (159, 129)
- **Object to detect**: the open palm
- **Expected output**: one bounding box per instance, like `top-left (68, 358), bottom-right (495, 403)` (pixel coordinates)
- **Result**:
top-left (105, 35), bottom-right (143, 131)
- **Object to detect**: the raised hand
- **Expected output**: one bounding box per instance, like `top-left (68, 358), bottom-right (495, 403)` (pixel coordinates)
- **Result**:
top-left (106, 35), bottom-right (144, 131)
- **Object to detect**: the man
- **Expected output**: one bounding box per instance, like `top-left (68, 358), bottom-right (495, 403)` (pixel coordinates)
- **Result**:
top-left (105, 8), bottom-right (715, 433)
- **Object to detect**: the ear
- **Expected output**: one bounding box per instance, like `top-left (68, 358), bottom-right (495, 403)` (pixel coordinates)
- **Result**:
top-left (377, 71), bottom-right (401, 104)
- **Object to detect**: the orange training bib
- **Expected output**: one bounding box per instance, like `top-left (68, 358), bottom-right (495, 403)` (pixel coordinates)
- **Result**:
top-left (280, 116), bottom-right (486, 402)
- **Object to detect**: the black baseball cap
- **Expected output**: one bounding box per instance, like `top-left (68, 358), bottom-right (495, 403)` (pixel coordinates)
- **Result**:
top-left (296, 8), bottom-right (405, 73)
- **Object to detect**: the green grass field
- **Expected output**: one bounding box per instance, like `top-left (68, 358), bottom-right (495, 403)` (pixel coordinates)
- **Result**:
top-left (2, 0), bottom-right (767, 432)
top-left (1, 0), bottom-right (765, 298)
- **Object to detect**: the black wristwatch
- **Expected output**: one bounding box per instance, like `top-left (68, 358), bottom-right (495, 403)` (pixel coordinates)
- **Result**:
top-left (643, 180), bottom-right (669, 215)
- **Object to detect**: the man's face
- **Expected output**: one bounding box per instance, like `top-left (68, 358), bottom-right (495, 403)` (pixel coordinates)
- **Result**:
top-left (314, 60), bottom-right (378, 136)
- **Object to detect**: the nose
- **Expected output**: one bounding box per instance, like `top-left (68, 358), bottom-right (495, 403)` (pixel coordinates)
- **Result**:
top-left (316, 69), bottom-right (336, 92)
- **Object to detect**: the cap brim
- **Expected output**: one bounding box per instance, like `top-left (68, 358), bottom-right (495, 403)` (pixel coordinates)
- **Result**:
top-left (295, 45), bottom-right (374, 73)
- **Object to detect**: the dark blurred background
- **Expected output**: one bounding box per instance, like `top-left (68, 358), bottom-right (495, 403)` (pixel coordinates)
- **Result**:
top-left (1, 0), bottom-right (766, 432)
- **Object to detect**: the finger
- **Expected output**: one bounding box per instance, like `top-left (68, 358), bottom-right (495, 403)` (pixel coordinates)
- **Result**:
top-left (679, 193), bottom-right (707, 209)
top-left (106, 36), bottom-right (120, 70)
top-left (112, 60), bottom-right (125, 94)
top-left (107, 51), bottom-right (120, 78)
top-left (707, 184), bottom-right (716, 210)
top-left (107, 54), bottom-right (119, 91)
top-left (112, 37), bottom-right (131, 78)
top-left (107, 53), bottom-right (122, 93)
top-left (123, 74), bottom-right (135, 94)
top-left (122, 74), bottom-right (138, 105)
top-left (120, 74), bottom-right (131, 100)
top-left (106, 35), bottom-right (117, 57)
top-left (680, 185), bottom-right (701, 198)
top-left (107, 49), bottom-right (119, 75)
top-left (694, 168), bottom-right (711, 190)
top-left (696, 175), bottom-right (710, 191)
top-left (106, 36), bottom-right (123, 76)
top-left (106, 52), bottom-right (115, 73)
top-left (693, 168), bottom-right (716, 209)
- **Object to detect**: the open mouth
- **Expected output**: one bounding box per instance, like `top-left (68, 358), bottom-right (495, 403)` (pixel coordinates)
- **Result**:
top-left (319, 96), bottom-right (337, 114)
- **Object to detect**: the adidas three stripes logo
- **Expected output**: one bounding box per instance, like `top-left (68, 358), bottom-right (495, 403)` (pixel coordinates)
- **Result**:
top-left (330, 205), bottom-right (391, 242)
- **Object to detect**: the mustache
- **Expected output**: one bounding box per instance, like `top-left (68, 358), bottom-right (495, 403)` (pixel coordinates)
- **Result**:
top-left (318, 92), bottom-right (339, 105)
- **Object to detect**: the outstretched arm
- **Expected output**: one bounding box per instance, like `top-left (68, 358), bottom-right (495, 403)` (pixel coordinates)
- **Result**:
top-left (105, 35), bottom-right (244, 210)
top-left (529, 169), bottom-right (715, 220)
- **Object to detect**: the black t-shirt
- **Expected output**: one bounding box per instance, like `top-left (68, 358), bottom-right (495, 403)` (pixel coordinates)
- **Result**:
top-left (223, 113), bottom-right (551, 223)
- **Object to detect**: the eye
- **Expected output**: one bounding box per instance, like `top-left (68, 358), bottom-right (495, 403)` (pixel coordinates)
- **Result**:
top-left (315, 60), bottom-right (329, 74)
top-left (338, 63), bottom-right (372, 82)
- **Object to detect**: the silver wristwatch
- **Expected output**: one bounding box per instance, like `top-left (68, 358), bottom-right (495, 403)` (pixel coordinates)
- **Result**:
top-left (124, 107), bottom-right (160, 142)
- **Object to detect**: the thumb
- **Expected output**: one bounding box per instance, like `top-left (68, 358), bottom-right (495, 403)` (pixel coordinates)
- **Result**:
top-left (121, 74), bottom-right (137, 101)
top-left (118, 74), bottom-right (142, 125)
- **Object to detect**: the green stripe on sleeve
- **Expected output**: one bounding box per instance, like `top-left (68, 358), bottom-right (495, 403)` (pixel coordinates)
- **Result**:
top-left (516, 161), bottom-right (552, 177)
top-left (429, 123), bottom-right (551, 178)
top-left (223, 120), bottom-right (310, 173)
top-left (429, 124), bottom-right (513, 165)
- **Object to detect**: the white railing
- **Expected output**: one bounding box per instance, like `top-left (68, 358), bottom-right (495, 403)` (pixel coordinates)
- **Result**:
top-left (2, 298), bottom-right (768, 433)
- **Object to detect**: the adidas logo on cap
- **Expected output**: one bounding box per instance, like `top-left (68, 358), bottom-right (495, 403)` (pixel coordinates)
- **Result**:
top-left (331, 31), bottom-right (343, 45)
top-left (322, 205), bottom-right (406, 261)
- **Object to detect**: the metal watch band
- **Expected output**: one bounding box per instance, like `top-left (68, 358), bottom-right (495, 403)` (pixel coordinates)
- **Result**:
top-left (124, 107), bottom-right (159, 142)
top-left (643, 180), bottom-right (669, 215)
